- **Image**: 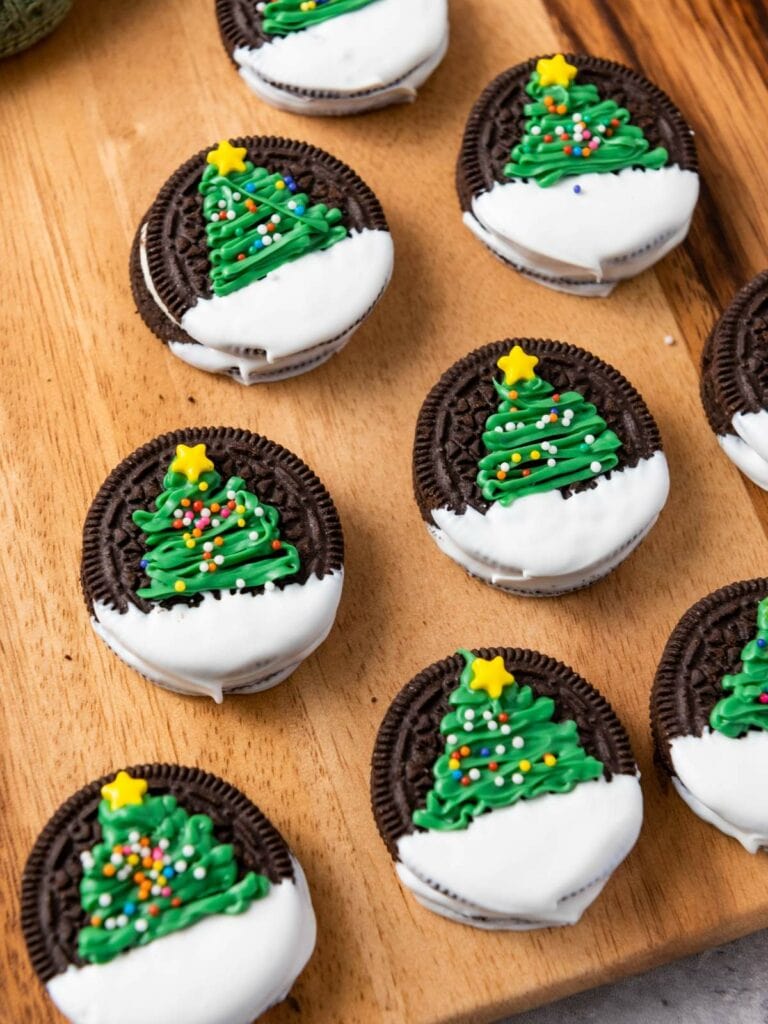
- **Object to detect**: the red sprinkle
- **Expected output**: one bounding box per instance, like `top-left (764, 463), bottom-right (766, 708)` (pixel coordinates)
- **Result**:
top-left (499, 713), bottom-right (509, 723)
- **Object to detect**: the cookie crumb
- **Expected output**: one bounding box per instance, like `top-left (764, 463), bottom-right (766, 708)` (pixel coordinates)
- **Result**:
top-left (663, 335), bottom-right (675, 346)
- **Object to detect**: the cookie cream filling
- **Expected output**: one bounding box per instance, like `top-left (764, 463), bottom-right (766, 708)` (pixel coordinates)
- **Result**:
top-left (718, 409), bottom-right (768, 490)
top-left (233, 0), bottom-right (448, 114)
top-left (466, 166), bottom-right (699, 295)
top-left (91, 572), bottom-right (343, 702)
top-left (427, 451), bottom-right (669, 594)
top-left (140, 223), bottom-right (393, 375)
top-left (396, 774), bottom-right (643, 928)
top-left (47, 859), bottom-right (316, 1024)
top-left (670, 729), bottom-right (768, 852)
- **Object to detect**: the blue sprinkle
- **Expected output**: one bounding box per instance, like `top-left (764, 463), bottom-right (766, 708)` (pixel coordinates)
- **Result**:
top-left (573, 184), bottom-right (582, 194)
top-left (480, 747), bottom-right (490, 756)
top-left (759, 639), bottom-right (767, 648)
top-left (123, 902), bottom-right (136, 916)
top-left (451, 770), bottom-right (463, 781)
top-left (289, 183), bottom-right (298, 193)
top-left (164, 867), bottom-right (175, 879)
top-left (295, 205), bottom-right (305, 214)
top-left (140, 558), bottom-right (148, 569)
top-left (550, 408), bottom-right (558, 414)
top-left (245, 182), bottom-right (256, 193)
top-left (573, 147), bottom-right (582, 157)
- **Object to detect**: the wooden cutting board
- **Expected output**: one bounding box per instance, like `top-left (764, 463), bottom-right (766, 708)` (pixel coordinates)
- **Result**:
top-left (3, 1), bottom-right (768, 1021)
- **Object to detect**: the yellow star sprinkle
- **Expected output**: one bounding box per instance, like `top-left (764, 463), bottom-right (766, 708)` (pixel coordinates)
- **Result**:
top-left (206, 140), bottom-right (248, 176)
top-left (101, 771), bottom-right (147, 811)
top-left (536, 54), bottom-right (578, 89)
top-left (497, 345), bottom-right (539, 385)
top-left (469, 656), bottom-right (515, 700)
top-left (170, 443), bottom-right (214, 483)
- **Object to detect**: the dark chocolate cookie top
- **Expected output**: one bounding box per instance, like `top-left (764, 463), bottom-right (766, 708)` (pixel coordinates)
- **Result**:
top-left (457, 54), bottom-right (697, 210)
top-left (141, 136), bottom-right (388, 323)
top-left (413, 338), bottom-right (663, 520)
top-left (700, 270), bottom-right (768, 436)
top-left (371, 647), bottom-right (637, 856)
top-left (81, 426), bottom-right (344, 615)
top-left (216, 0), bottom-right (273, 56)
top-left (21, 764), bottom-right (295, 983)
top-left (651, 578), bottom-right (768, 773)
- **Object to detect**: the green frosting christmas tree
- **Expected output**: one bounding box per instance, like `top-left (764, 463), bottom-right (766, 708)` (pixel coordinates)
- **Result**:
top-left (200, 140), bottom-right (348, 297)
top-left (476, 345), bottom-right (622, 506)
top-left (133, 442), bottom-right (300, 601)
top-left (412, 651), bottom-right (605, 832)
top-left (77, 772), bottom-right (269, 964)
top-left (710, 598), bottom-right (768, 738)
top-left (259, 0), bottom-right (378, 35)
top-left (505, 54), bottom-right (669, 187)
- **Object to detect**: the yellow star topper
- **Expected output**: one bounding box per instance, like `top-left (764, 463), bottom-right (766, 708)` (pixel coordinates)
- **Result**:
top-left (536, 54), bottom-right (578, 89)
top-left (497, 345), bottom-right (539, 385)
top-left (101, 771), bottom-right (147, 811)
top-left (206, 139), bottom-right (248, 176)
top-left (170, 443), bottom-right (214, 483)
top-left (469, 656), bottom-right (516, 700)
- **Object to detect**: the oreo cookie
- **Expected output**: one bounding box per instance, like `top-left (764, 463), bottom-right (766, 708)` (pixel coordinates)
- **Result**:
top-left (701, 270), bottom-right (768, 489)
top-left (215, 0), bottom-right (449, 116)
top-left (413, 339), bottom-right (668, 595)
top-left (651, 578), bottom-right (768, 852)
top-left (131, 136), bottom-right (393, 384)
top-left (21, 765), bottom-right (315, 1024)
top-left (371, 647), bottom-right (642, 928)
top-left (81, 427), bottom-right (344, 701)
top-left (457, 53), bottom-right (699, 296)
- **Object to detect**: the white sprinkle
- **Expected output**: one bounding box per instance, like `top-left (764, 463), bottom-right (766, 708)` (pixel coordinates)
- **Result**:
top-left (183, 845), bottom-right (195, 857)
top-left (211, 518), bottom-right (220, 527)
top-left (174, 509), bottom-right (183, 518)
top-left (117, 867), bottom-right (131, 881)
top-left (590, 461), bottom-right (601, 473)
top-left (217, 200), bottom-right (226, 209)
top-left (201, 508), bottom-right (210, 517)
top-left (597, 124), bottom-right (606, 132)
top-left (210, 213), bottom-right (219, 222)
top-left (271, 214), bottom-right (281, 224)
top-left (262, 235), bottom-right (272, 246)
top-left (193, 866), bottom-right (207, 880)
top-left (512, 773), bottom-right (524, 785)
top-left (249, 531), bottom-right (259, 540)
top-left (542, 442), bottom-right (550, 451)
top-left (572, 112), bottom-right (582, 121)
top-left (214, 554), bottom-right (224, 566)
top-left (199, 562), bottom-right (209, 573)
top-left (663, 334), bottom-right (675, 346)
top-left (468, 768), bottom-right (481, 781)
top-left (98, 894), bottom-right (112, 908)
top-left (80, 851), bottom-right (95, 868)
top-left (495, 744), bottom-right (506, 755)
top-left (547, 459), bottom-right (556, 467)
top-left (236, 579), bottom-right (246, 589)
top-left (447, 734), bottom-right (457, 745)
top-left (134, 919), bottom-right (148, 933)
top-left (226, 210), bottom-right (236, 221)
top-left (585, 434), bottom-right (595, 444)
top-left (487, 721), bottom-right (498, 731)
top-left (257, 224), bottom-right (267, 235)
top-left (555, 125), bottom-right (564, 135)
top-left (110, 853), bottom-right (123, 866)
top-left (464, 722), bottom-right (474, 732)
top-left (232, 192), bottom-right (241, 201)
top-left (273, 233), bottom-right (283, 242)
top-left (495, 425), bottom-right (504, 433)
top-left (549, 445), bottom-right (558, 454)
top-left (203, 542), bottom-right (214, 552)
top-left (264, 581), bottom-right (276, 591)
top-left (174, 860), bottom-right (187, 873)
top-left (227, 490), bottom-right (236, 500)
top-left (151, 885), bottom-right (161, 895)
top-left (505, 422), bottom-right (515, 431)
top-left (500, 462), bottom-right (510, 472)
top-left (501, 724), bottom-right (511, 735)
top-left (129, 831), bottom-right (140, 843)
top-left (512, 736), bottom-right (525, 749)
top-left (530, 125), bottom-right (541, 135)
top-left (482, 710), bottom-right (493, 720)
top-left (105, 918), bottom-right (116, 930)
top-left (254, 507), bottom-right (264, 517)
top-left (465, 709), bottom-right (475, 720)
top-left (116, 914), bottom-right (128, 927)
top-left (287, 200), bottom-right (297, 209)
top-left (494, 776), bottom-right (505, 787)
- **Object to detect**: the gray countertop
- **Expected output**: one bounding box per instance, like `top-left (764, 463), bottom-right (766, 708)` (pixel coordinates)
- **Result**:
top-left (503, 930), bottom-right (768, 1023)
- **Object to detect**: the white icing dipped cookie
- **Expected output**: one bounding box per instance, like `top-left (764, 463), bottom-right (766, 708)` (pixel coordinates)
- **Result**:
top-left (131, 136), bottom-right (393, 384)
top-left (413, 339), bottom-right (669, 596)
top-left (652, 578), bottom-right (768, 852)
top-left (216, 0), bottom-right (449, 116)
top-left (701, 270), bottom-right (768, 490)
top-left (457, 53), bottom-right (699, 296)
top-left (81, 427), bottom-right (343, 701)
top-left (372, 648), bottom-right (643, 928)
top-left (22, 766), bottom-right (316, 1024)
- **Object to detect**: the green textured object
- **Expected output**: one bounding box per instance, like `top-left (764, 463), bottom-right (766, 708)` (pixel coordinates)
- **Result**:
top-left (0, 0), bottom-right (71, 58)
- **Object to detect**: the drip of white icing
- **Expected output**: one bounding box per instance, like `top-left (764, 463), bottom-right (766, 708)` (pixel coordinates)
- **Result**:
top-left (670, 729), bottom-right (768, 852)
top-left (91, 572), bottom-right (343, 702)
top-left (396, 775), bottom-right (642, 927)
top-left (467, 166), bottom-right (699, 293)
top-left (428, 453), bottom-right (669, 593)
top-left (47, 861), bottom-right (316, 1024)
top-left (718, 431), bottom-right (768, 490)
top-left (233, 0), bottom-right (448, 98)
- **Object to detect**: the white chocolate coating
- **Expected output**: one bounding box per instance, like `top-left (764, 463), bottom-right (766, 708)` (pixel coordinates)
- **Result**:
top-left (140, 223), bottom-right (393, 383)
top-left (233, 0), bottom-right (448, 115)
top-left (47, 860), bottom-right (316, 1024)
top-left (466, 166), bottom-right (699, 296)
top-left (718, 409), bottom-right (768, 490)
top-left (427, 452), bottom-right (669, 595)
top-left (91, 572), bottom-right (343, 702)
top-left (670, 729), bottom-right (768, 853)
top-left (396, 774), bottom-right (643, 928)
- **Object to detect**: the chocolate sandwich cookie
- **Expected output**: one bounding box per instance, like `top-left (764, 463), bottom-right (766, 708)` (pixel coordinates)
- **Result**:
top-left (651, 578), bottom-right (768, 852)
top-left (215, 0), bottom-right (449, 116)
top-left (131, 136), bottom-right (393, 384)
top-left (22, 765), bottom-right (316, 1024)
top-left (413, 339), bottom-right (669, 595)
top-left (701, 271), bottom-right (768, 489)
top-left (371, 648), bottom-right (642, 928)
top-left (457, 53), bottom-right (699, 296)
top-left (81, 427), bottom-right (343, 701)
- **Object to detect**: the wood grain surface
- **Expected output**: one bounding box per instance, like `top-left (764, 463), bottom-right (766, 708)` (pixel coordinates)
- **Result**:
top-left (2, 1), bottom-right (768, 1022)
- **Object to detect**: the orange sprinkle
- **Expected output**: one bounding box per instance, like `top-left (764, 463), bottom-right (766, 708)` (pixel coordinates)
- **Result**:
top-left (549, 413), bottom-right (558, 422)
top-left (214, 537), bottom-right (224, 546)
top-left (192, 528), bottom-right (202, 537)
top-left (557, 104), bottom-right (567, 114)
top-left (509, 390), bottom-right (518, 399)
top-left (460, 745), bottom-right (471, 757)
top-left (90, 915), bottom-right (102, 927)
top-left (496, 470), bottom-right (507, 481)
top-left (142, 856), bottom-right (153, 868)
top-left (102, 864), bottom-right (116, 877)
top-left (181, 499), bottom-right (191, 508)
top-left (171, 897), bottom-right (182, 908)
top-left (271, 540), bottom-right (282, 550)
top-left (134, 872), bottom-right (146, 884)
top-left (210, 503), bottom-right (221, 513)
